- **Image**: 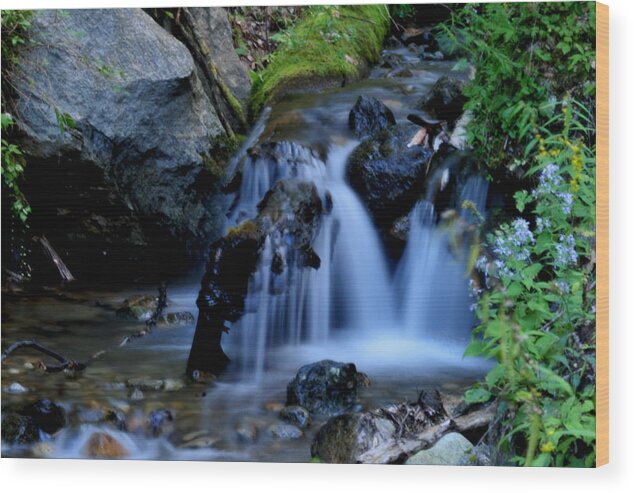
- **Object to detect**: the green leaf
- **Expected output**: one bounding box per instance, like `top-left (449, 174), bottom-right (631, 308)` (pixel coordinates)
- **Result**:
top-left (465, 388), bottom-right (492, 404)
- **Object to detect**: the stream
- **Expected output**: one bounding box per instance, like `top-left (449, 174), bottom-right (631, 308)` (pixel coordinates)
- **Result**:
top-left (1, 46), bottom-right (491, 461)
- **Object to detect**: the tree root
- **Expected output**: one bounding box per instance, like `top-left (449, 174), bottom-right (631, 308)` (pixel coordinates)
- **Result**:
top-left (1, 340), bottom-right (86, 372)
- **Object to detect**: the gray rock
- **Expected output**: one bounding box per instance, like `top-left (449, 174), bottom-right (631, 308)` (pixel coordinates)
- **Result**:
top-left (162, 378), bottom-right (185, 391)
top-left (286, 360), bottom-right (360, 417)
top-left (279, 405), bottom-right (312, 429)
top-left (5, 382), bottom-right (29, 394)
top-left (268, 423), bottom-right (303, 440)
top-left (348, 95), bottom-right (396, 139)
top-left (12, 9), bottom-right (227, 255)
top-left (179, 8), bottom-right (251, 129)
top-left (405, 432), bottom-right (473, 465)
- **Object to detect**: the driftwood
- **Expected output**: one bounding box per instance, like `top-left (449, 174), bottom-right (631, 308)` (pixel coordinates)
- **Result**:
top-left (357, 399), bottom-right (497, 464)
top-left (119, 283), bottom-right (168, 346)
top-left (453, 402), bottom-right (497, 433)
top-left (36, 235), bottom-right (75, 282)
top-left (1, 340), bottom-right (86, 372)
top-left (357, 419), bottom-right (453, 464)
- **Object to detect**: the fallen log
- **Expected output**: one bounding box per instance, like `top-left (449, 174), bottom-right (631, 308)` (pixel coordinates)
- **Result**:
top-left (357, 419), bottom-right (453, 464)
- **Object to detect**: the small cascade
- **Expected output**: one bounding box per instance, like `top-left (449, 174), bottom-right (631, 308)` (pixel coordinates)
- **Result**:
top-left (226, 141), bottom-right (395, 381)
top-left (396, 173), bottom-right (489, 340)
top-left (227, 141), bottom-right (327, 226)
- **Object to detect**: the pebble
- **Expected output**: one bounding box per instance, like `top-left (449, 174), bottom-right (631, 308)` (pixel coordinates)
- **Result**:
top-left (5, 382), bottom-right (29, 394)
top-left (83, 431), bottom-right (128, 459)
top-left (126, 378), bottom-right (164, 391)
top-left (163, 378), bottom-right (185, 391)
top-left (268, 423), bottom-right (303, 440)
top-left (236, 420), bottom-right (259, 443)
top-left (130, 388), bottom-right (144, 400)
top-left (263, 401), bottom-right (285, 412)
top-left (180, 436), bottom-right (218, 449)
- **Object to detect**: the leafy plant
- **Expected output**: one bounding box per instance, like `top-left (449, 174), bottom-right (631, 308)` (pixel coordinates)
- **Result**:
top-left (466, 100), bottom-right (596, 467)
top-left (2, 10), bottom-right (33, 224)
top-left (440, 2), bottom-right (596, 171)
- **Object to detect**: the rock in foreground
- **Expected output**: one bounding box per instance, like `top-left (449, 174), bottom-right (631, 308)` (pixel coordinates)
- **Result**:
top-left (286, 360), bottom-right (360, 417)
top-left (405, 432), bottom-right (473, 465)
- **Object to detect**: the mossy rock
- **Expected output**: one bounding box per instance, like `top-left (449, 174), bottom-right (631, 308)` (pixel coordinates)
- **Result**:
top-left (251, 5), bottom-right (390, 114)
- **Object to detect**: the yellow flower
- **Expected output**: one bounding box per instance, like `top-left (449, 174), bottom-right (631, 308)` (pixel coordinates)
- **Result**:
top-left (540, 441), bottom-right (556, 453)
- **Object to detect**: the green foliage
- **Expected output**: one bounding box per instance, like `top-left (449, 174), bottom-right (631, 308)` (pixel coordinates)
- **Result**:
top-left (2, 10), bottom-right (33, 224)
top-left (389, 4), bottom-right (415, 21)
top-left (466, 100), bottom-right (596, 467)
top-left (441, 2), bottom-right (596, 171)
top-left (250, 4), bottom-right (390, 114)
top-left (1, 114), bottom-right (31, 223)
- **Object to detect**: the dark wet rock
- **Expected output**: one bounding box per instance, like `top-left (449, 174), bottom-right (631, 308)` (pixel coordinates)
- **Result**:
top-left (390, 214), bottom-right (411, 243)
top-left (347, 123), bottom-right (433, 233)
top-left (188, 170), bottom-right (325, 377)
top-left (158, 311), bottom-right (196, 326)
top-left (84, 431), bottom-right (128, 459)
top-left (11, 9), bottom-right (231, 276)
top-left (279, 405), bottom-right (312, 429)
top-left (1, 413), bottom-right (39, 445)
top-left (104, 408), bottom-right (128, 431)
top-left (419, 76), bottom-right (468, 124)
top-left (286, 360), bottom-right (360, 416)
top-left (147, 409), bottom-right (174, 437)
top-left (405, 432), bottom-right (473, 465)
top-left (268, 423), bottom-right (303, 440)
top-left (19, 399), bottom-right (66, 435)
top-left (311, 412), bottom-right (396, 464)
top-left (348, 95), bottom-right (396, 139)
top-left (355, 372), bottom-right (372, 388)
top-left (116, 295), bottom-right (158, 321)
top-left (236, 420), bottom-right (259, 443)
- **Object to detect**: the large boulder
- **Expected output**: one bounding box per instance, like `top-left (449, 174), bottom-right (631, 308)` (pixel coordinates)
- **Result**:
top-left (11, 9), bottom-right (231, 277)
top-left (1, 413), bottom-right (40, 445)
top-left (348, 95), bottom-right (396, 139)
top-left (347, 123), bottom-right (433, 233)
top-left (286, 360), bottom-right (360, 416)
top-left (19, 399), bottom-right (67, 435)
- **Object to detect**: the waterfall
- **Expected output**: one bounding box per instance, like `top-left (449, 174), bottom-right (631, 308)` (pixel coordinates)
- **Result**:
top-left (396, 174), bottom-right (489, 340)
top-left (222, 111), bottom-right (488, 381)
top-left (226, 140), bottom-right (395, 381)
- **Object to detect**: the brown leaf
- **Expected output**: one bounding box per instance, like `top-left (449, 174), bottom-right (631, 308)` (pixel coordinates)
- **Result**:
top-left (407, 127), bottom-right (428, 148)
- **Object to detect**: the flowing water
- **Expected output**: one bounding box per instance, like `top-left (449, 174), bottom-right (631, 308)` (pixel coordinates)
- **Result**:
top-left (1, 47), bottom-right (491, 461)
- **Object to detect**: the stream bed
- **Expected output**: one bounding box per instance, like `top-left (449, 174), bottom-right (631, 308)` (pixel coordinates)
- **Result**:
top-left (2, 47), bottom-right (491, 462)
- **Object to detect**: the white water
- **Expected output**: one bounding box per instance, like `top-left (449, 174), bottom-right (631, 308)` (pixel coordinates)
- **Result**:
top-left (223, 129), bottom-right (488, 382)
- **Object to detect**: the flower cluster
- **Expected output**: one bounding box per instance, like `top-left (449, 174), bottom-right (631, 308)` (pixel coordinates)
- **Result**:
top-left (492, 218), bottom-right (535, 279)
top-left (532, 163), bottom-right (575, 215)
top-left (554, 234), bottom-right (578, 267)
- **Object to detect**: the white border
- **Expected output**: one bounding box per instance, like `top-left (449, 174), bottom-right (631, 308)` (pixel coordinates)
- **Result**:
top-left (1, 0), bottom-right (632, 491)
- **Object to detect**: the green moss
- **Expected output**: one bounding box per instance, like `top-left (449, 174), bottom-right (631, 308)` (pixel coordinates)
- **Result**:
top-left (226, 219), bottom-right (259, 239)
top-left (251, 5), bottom-right (389, 115)
top-left (203, 132), bottom-right (242, 178)
top-left (207, 61), bottom-right (248, 129)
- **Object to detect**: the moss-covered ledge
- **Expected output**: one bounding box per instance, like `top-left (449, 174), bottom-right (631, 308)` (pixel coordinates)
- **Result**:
top-left (250, 5), bottom-right (390, 115)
